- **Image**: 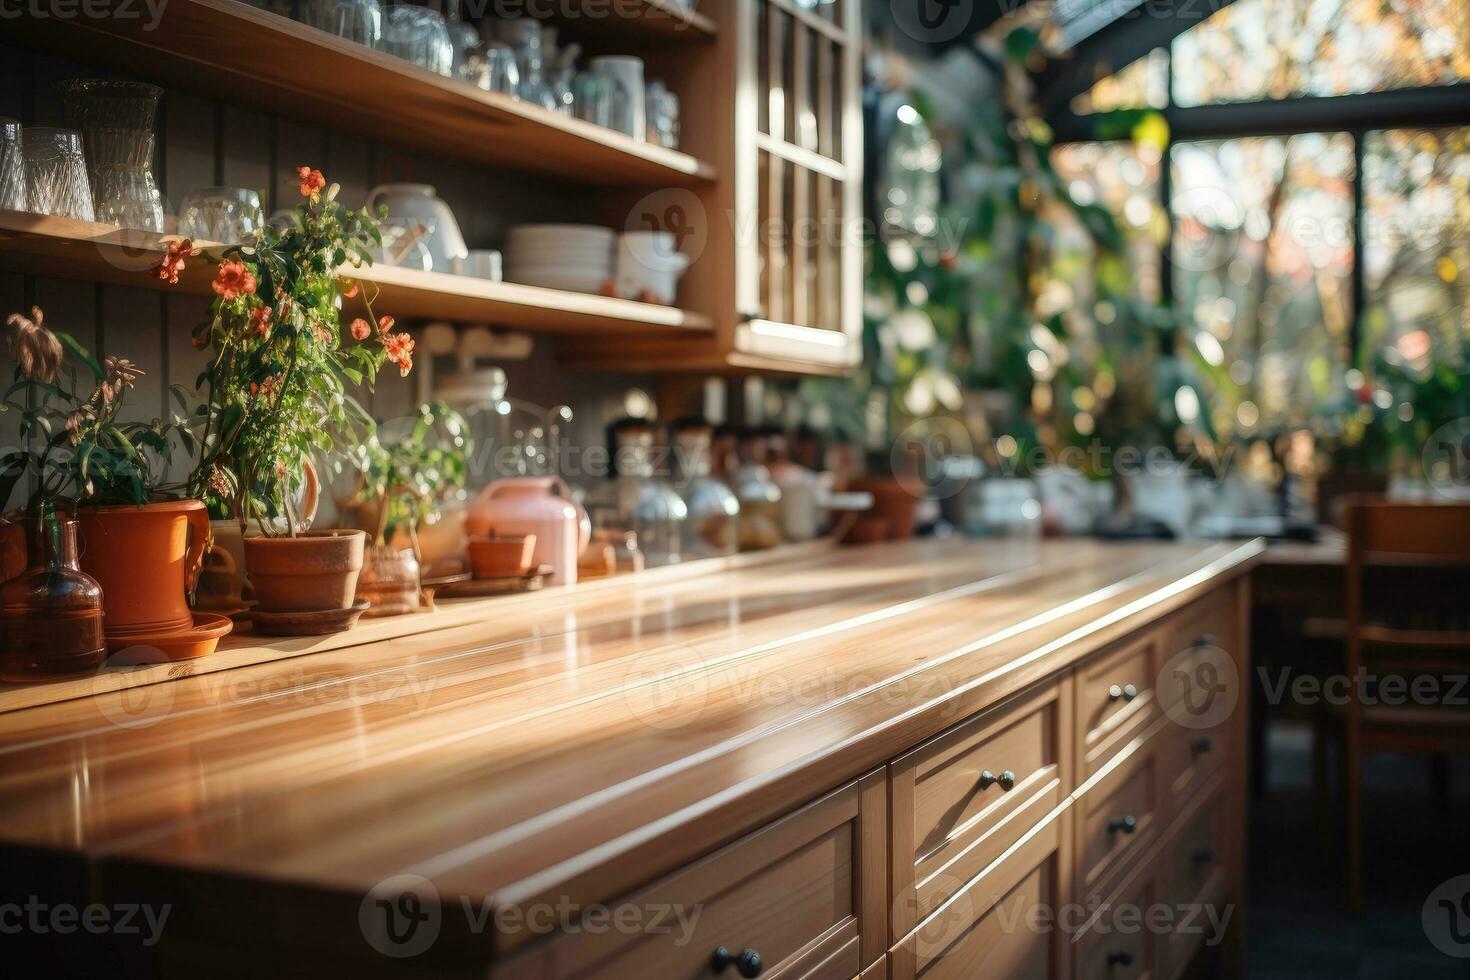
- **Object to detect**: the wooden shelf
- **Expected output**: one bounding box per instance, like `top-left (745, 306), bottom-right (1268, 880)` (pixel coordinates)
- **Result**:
top-left (7, 0), bottom-right (716, 188)
top-left (552, 0), bottom-right (718, 40)
top-left (0, 212), bottom-right (713, 336)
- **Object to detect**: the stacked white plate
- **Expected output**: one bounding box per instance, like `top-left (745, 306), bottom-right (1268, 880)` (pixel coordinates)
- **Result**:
top-left (504, 224), bottom-right (616, 294)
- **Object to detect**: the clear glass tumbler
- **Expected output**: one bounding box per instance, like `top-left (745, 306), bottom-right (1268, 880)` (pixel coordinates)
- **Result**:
top-left (22, 128), bottom-right (94, 222)
top-left (177, 187), bottom-right (266, 244)
top-left (0, 118), bottom-right (24, 211)
top-left (384, 5), bottom-right (454, 77)
top-left (300, 0), bottom-right (384, 48)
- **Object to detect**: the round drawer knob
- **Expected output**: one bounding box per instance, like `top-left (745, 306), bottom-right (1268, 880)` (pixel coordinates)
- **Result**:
top-left (1198, 633), bottom-right (1216, 648)
top-left (1108, 684), bottom-right (1138, 702)
top-left (1107, 950), bottom-right (1134, 968)
top-left (1191, 736), bottom-right (1214, 756)
top-left (712, 946), bottom-right (764, 978)
top-left (1108, 814), bottom-right (1138, 835)
top-left (980, 769), bottom-right (1017, 791)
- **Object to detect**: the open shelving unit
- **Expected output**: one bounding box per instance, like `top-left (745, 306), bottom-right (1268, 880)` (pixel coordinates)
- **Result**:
top-left (0, 212), bottom-right (714, 336)
top-left (6, 0), bottom-right (717, 187)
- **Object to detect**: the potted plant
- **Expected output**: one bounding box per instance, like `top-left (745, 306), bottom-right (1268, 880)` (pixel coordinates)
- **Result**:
top-left (157, 166), bottom-right (413, 624)
top-left (348, 402), bottom-right (472, 614)
top-left (0, 307), bottom-right (225, 669)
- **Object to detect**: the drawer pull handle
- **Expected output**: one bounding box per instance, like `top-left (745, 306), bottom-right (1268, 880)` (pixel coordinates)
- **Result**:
top-left (1108, 683), bottom-right (1138, 702)
top-left (1191, 736), bottom-right (1214, 756)
top-left (711, 946), bottom-right (764, 978)
top-left (1108, 814), bottom-right (1138, 835)
top-left (979, 769), bottom-right (1017, 791)
top-left (1107, 950), bottom-right (1134, 968)
top-left (1192, 847), bottom-right (1215, 865)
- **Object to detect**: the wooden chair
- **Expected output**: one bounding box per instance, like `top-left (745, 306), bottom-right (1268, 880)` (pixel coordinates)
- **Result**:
top-left (1342, 498), bottom-right (1470, 913)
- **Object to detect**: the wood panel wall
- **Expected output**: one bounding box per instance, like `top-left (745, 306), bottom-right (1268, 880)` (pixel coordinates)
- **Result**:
top-left (0, 39), bottom-right (680, 514)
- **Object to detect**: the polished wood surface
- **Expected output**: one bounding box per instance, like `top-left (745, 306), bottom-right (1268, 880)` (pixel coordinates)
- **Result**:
top-left (0, 538), bottom-right (1260, 967)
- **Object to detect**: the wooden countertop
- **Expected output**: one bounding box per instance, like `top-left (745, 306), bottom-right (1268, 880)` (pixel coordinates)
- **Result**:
top-left (0, 537), bottom-right (1261, 966)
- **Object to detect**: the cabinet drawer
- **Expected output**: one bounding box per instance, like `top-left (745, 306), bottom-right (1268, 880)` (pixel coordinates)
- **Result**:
top-left (1076, 732), bottom-right (1159, 901)
top-left (497, 771), bottom-right (886, 980)
top-left (891, 680), bottom-right (1071, 939)
top-left (1076, 635), bottom-right (1158, 778)
top-left (1158, 715), bottom-right (1227, 813)
top-left (1158, 785), bottom-right (1231, 979)
top-left (1073, 860), bottom-right (1156, 980)
top-left (891, 812), bottom-right (1068, 980)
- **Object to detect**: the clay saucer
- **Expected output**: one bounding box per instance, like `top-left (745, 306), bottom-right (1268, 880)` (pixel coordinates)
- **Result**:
top-left (435, 566), bottom-right (549, 599)
top-left (242, 600), bottom-right (371, 637)
top-left (105, 613), bottom-right (234, 663)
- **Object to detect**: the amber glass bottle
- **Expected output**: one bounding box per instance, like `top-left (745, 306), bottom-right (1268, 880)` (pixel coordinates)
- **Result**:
top-left (0, 506), bottom-right (107, 681)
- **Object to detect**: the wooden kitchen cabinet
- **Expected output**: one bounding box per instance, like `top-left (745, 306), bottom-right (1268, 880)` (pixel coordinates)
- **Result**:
top-left (0, 541), bottom-right (1259, 979)
top-left (496, 770), bottom-right (888, 980)
top-left (563, 0), bottom-right (865, 375)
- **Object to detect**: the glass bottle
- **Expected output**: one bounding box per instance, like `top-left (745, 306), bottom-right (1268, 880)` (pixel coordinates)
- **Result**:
top-left (0, 507), bottom-right (107, 681)
top-left (584, 419), bottom-right (688, 567)
top-left (670, 418), bottom-right (739, 560)
top-left (734, 428), bottom-right (784, 550)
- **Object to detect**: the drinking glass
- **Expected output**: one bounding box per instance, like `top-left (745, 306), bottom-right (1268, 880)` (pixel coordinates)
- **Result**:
top-left (443, 0), bottom-right (482, 81)
top-left (300, 0), bottom-right (384, 48)
top-left (384, 5), bottom-right (454, 77)
top-left (646, 80), bottom-right (680, 148)
top-left (481, 43), bottom-right (520, 96)
top-left (0, 118), bottom-right (24, 211)
top-left (23, 128), bottom-right (93, 221)
top-left (573, 72), bottom-right (615, 128)
top-left (58, 79), bottom-right (166, 231)
top-left (589, 56), bottom-right (645, 139)
top-left (178, 187), bottom-right (266, 244)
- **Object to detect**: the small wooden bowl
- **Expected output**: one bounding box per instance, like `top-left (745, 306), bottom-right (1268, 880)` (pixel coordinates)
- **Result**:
top-left (468, 535), bottom-right (536, 580)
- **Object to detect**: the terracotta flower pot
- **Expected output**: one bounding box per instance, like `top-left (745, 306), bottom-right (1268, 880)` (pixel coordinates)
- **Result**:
top-left (76, 500), bottom-right (211, 638)
top-left (468, 535), bottom-right (536, 579)
top-left (244, 529), bottom-right (366, 613)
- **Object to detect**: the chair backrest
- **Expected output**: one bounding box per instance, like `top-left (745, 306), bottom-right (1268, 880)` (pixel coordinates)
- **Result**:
top-left (1344, 497), bottom-right (1470, 682)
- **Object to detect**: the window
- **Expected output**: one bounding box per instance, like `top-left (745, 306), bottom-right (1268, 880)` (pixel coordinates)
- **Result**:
top-left (1172, 0), bottom-right (1470, 107)
top-left (1070, 48), bottom-right (1169, 114)
top-left (1171, 134), bottom-right (1356, 428)
top-left (1362, 127), bottom-right (1470, 366)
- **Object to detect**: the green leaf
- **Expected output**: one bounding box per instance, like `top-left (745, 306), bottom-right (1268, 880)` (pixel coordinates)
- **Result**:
top-left (54, 332), bottom-right (103, 381)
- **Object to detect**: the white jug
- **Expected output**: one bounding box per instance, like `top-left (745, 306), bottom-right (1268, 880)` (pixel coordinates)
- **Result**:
top-left (365, 183), bottom-right (468, 272)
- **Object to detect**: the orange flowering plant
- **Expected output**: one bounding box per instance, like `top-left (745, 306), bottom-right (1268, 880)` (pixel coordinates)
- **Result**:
top-left (158, 165), bottom-right (415, 535)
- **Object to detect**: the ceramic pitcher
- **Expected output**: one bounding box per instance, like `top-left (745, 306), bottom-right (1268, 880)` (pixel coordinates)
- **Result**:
top-left (467, 476), bottom-right (590, 587)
